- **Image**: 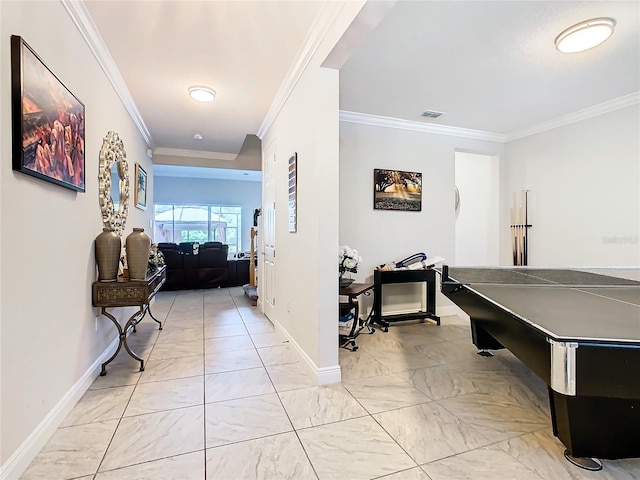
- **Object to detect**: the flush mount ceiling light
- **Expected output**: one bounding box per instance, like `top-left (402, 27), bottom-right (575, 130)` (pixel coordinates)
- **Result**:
top-left (193, 133), bottom-right (203, 140)
top-left (188, 86), bottom-right (216, 102)
top-left (555, 17), bottom-right (616, 53)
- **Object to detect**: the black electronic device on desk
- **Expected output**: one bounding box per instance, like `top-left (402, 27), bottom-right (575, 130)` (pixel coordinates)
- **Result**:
top-left (441, 264), bottom-right (640, 471)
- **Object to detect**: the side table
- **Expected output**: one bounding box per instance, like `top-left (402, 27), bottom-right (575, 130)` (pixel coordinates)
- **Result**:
top-left (92, 266), bottom-right (166, 375)
top-left (372, 268), bottom-right (440, 331)
top-left (339, 282), bottom-right (375, 351)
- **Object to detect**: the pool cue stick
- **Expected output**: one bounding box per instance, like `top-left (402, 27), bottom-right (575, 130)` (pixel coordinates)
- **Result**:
top-left (510, 205), bottom-right (516, 265)
top-left (512, 193), bottom-right (518, 265)
top-left (519, 192), bottom-right (524, 265)
top-left (523, 190), bottom-right (528, 265)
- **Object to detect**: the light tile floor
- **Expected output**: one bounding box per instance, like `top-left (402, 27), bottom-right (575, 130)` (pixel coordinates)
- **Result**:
top-left (22, 287), bottom-right (640, 479)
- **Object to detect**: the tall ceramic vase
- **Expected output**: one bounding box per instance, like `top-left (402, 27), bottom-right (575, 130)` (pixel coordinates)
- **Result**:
top-left (95, 227), bottom-right (121, 282)
top-left (126, 228), bottom-right (151, 281)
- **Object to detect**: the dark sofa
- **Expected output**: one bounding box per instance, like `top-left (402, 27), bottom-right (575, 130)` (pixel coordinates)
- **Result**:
top-left (158, 242), bottom-right (250, 290)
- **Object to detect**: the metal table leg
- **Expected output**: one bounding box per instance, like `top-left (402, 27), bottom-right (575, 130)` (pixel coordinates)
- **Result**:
top-left (99, 307), bottom-right (145, 376)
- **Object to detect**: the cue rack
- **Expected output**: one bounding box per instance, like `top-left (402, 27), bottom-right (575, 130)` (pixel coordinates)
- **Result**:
top-left (510, 190), bottom-right (532, 266)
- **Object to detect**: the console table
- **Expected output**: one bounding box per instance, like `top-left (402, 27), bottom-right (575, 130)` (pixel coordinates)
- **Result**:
top-left (339, 282), bottom-right (375, 351)
top-left (372, 268), bottom-right (440, 331)
top-left (92, 265), bottom-right (166, 375)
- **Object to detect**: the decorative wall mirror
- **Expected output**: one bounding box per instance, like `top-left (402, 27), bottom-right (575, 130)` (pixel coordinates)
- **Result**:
top-left (98, 131), bottom-right (129, 236)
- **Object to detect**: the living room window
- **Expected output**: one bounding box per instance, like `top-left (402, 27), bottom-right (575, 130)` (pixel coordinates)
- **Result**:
top-left (154, 204), bottom-right (242, 254)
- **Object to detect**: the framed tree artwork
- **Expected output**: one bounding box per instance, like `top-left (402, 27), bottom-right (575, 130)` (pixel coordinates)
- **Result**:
top-left (374, 169), bottom-right (422, 211)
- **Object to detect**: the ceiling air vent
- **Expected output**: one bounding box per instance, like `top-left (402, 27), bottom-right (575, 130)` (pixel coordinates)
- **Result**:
top-left (421, 110), bottom-right (445, 119)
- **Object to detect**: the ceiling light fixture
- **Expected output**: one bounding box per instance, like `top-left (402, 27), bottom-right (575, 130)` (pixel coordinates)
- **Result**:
top-left (193, 133), bottom-right (203, 140)
top-left (555, 17), bottom-right (616, 53)
top-left (188, 86), bottom-right (216, 102)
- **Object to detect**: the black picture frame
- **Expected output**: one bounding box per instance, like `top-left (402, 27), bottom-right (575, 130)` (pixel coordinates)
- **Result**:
top-left (374, 168), bottom-right (422, 211)
top-left (135, 163), bottom-right (147, 210)
top-left (288, 153), bottom-right (297, 233)
top-left (11, 35), bottom-right (86, 192)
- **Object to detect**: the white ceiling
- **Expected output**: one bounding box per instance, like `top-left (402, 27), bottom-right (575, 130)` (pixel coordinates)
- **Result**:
top-left (340, 1), bottom-right (640, 136)
top-left (154, 164), bottom-right (261, 182)
top-left (82, 0), bottom-right (639, 175)
top-left (84, 0), bottom-right (323, 155)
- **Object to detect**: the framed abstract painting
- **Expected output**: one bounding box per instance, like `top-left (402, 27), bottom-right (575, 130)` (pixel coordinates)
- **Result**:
top-left (11, 35), bottom-right (85, 192)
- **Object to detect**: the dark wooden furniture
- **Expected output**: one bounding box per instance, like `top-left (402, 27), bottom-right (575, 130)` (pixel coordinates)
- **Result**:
top-left (372, 268), bottom-right (440, 331)
top-left (339, 282), bottom-right (375, 351)
top-left (92, 266), bottom-right (166, 375)
top-left (441, 266), bottom-right (640, 469)
top-left (157, 242), bottom-right (249, 290)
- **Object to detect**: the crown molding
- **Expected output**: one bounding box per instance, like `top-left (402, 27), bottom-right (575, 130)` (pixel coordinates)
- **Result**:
top-left (506, 92), bottom-right (640, 141)
top-left (340, 92), bottom-right (639, 143)
top-left (61, 0), bottom-right (153, 147)
top-left (339, 111), bottom-right (506, 143)
top-left (257, 1), bottom-right (351, 139)
top-left (153, 147), bottom-right (237, 161)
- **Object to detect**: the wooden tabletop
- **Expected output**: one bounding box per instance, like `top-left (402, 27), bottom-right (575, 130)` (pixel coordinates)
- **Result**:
top-left (340, 282), bottom-right (374, 296)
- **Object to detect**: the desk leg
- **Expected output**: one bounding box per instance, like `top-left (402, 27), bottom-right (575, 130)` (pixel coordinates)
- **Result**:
top-left (147, 304), bottom-right (163, 330)
top-left (99, 308), bottom-right (145, 376)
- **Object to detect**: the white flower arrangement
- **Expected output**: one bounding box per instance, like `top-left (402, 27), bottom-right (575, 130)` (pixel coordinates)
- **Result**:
top-left (339, 245), bottom-right (362, 275)
top-left (148, 243), bottom-right (165, 273)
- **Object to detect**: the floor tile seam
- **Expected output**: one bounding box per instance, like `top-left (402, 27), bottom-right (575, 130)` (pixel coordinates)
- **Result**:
top-left (416, 431), bottom-right (548, 480)
top-left (122, 399), bottom-right (207, 419)
top-left (128, 374), bottom-right (206, 390)
top-left (288, 428), bottom-right (322, 479)
top-left (327, 382), bottom-right (388, 424)
top-left (95, 447), bottom-right (207, 476)
top-left (201, 310), bottom-right (209, 480)
top-left (158, 292), bottom-right (178, 319)
top-left (203, 389), bottom-right (278, 405)
top-left (370, 466), bottom-right (431, 480)
top-left (205, 364), bottom-right (268, 375)
top-left (367, 413), bottom-right (422, 469)
top-left (360, 398), bottom-right (436, 417)
top-left (202, 428), bottom-right (321, 478)
top-left (92, 376), bottom-right (142, 477)
top-left (435, 388), bottom-right (550, 418)
top-left (138, 372), bottom-right (205, 385)
top-left (288, 411), bottom-right (372, 432)
top-left (205, 428), bottom-right (297, 451)
top-left (432, 396), bottom-right (548, 446)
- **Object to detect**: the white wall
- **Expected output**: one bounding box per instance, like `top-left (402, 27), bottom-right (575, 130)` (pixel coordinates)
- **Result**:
top-left (339, 121), bottom-right (504, 312)
top-left (260, 1), bottom-right (365, 381)
top-left (502, 105), bottom-right (640, 266)
top-left (153, 176), bottom-right (261, 252)
top-left (454, 152), bottom-right (500, 265)
top-left (0, 2), bottom-right (154, 474)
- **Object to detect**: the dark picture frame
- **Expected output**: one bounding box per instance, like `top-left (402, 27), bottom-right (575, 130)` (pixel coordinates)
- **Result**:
top-left (288, 153), bottom-right (297, 233)
top-left (11, 36), bottom-right (85, 192)
top-left (135, 163), bottom-right (148, 210)
top-left (374, 169), bottom-right (422, 211)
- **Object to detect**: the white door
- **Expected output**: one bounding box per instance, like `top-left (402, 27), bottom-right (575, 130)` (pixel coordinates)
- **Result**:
top-left (261, 139), bottom-right (277, 319)
top-left (454, 152), bottom-right (500, 266)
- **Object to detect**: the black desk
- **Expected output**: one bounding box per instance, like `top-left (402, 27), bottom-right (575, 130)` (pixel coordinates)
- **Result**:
top-left (92, 266), bottom-right (166, 375)
top-left (441, 266), bottom-right (640, 469)
top-left (373, 268), bottom-right (440, 331)
top-left (339, 282), bottom-right (375, 351)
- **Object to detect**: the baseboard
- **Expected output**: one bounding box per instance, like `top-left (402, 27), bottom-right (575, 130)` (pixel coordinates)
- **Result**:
top-left (437, 305), bottom-right (464, 318)
top-left (0, 336), bottom-right (119, 480)
top-left (315, 364), bottom-right (342, 385)
top-left (271, 320), bottom-right (342, 385)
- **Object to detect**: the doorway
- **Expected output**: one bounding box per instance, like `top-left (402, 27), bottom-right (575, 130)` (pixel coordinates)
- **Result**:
top-left (454, 152), bottom-right (499, 266)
